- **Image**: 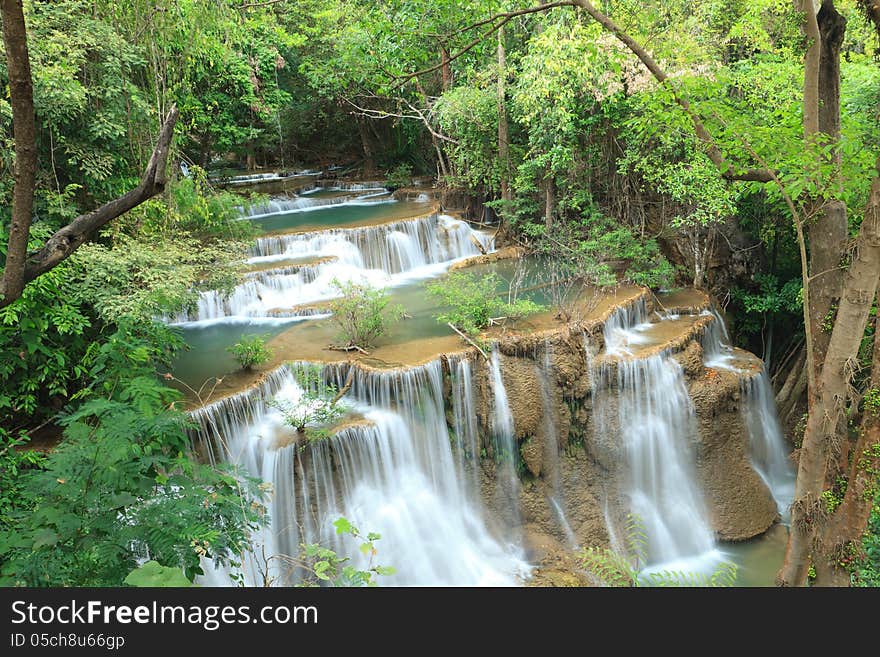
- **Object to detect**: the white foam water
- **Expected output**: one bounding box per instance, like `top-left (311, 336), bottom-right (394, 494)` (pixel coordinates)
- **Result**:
top-left (194, 361), bottom-right (530, 587)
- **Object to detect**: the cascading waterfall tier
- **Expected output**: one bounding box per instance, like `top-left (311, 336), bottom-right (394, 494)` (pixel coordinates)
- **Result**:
top-left (591, 350), bottom-right (718, 568)
top-left (593, 298), bottom-right (795, 574)
top-left (594, 299), bottom-right (724, 571)
top-left (194, 360), bottom-right (529, 587)
top-left (172, 213), bottom-right (494, 324)
top-left (242, 188), bottom-right (393, 219)
top-left (699, 307), bottom-right (796, 518)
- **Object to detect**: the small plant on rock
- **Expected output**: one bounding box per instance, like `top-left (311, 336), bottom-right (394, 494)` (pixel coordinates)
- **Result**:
top-left (427, 271), bottom-right (543, 338)
top-left (328, 279), bottom-right (403, 351)
top-left (227, 334), bottom-right (273, 370)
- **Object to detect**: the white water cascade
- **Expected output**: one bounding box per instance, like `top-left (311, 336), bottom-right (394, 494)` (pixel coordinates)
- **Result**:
top-left (173, 214), bottom-right (493, 324)
top-left (701, 308), bottom-right (796, 518)
top-left (594, 301), bottom-right (719, 570)
top-left (242, 188), bottom-right (393, 219)
top-left (194, 361), bottom-right (529, 587)
top-left (488, 351), bottom-right (521, 522)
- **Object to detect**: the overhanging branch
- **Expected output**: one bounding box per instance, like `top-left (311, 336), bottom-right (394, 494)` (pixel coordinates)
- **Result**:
top-left (0, 105), bottom-right (179, 308)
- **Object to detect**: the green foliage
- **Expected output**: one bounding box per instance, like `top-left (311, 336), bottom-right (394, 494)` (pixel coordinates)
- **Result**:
top-left (125, 561), bottom-right (193, 587)
top-left (580, 514), bottom-right (738, 587)
top-left (270, 365), bottom-right (346, 438)
top-left (427, 271), bottom-right (544, 338)
top-left (299, 517), bottom-right (395, 587)
top-left (328, 279), bottom-right (403, 349)
top-left (854, 496), bottom-right (880, 587)
top-left (864, 388), bottom-right (880, 417)
top-left (227, 334), bottom-right (274, 371)
top-left (385, 163), bottom-right (413, 189)
top-left (0, 327), bottom-right (267, 587)
top-left (0, 261), bottom-right (92, 423)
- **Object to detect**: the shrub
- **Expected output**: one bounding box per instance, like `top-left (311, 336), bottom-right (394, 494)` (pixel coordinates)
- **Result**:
top-left (385, 163), bottom-right (413, 189)
top-left (328, 279), bottom-right (403, 349)
top-left (427, 271), bottom-right (544, 337)
top-left (227, 334), bottom-right (273, 370)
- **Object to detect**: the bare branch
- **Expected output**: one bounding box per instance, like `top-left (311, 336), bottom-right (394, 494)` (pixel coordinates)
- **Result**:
top-left (343, 96), bottom-right (458, 144)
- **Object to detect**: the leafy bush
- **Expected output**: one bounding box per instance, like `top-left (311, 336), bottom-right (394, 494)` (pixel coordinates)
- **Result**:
top-left (299, 517), bottom-right (395, 587)
top-left (227, 334), bottom-right (273, 370)
top-left (385, 163), bottom-right (413, 189)
top-left (328, 279), bottom-right (403, 349)
top-left (0, 328), bottom-right (267, 586)
top-left (427, 271), bottom-right (544, 337)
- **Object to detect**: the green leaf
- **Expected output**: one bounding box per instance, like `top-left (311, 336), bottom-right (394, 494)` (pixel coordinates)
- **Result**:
top-left (124, 561), bottom-right (193, 587)
top-left (333, 517), bottom-right (353, 536)
top-left (32, 528), bottom-right (59, 550)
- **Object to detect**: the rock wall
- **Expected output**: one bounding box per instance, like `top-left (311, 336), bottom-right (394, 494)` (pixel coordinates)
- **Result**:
top-left (444, 290), bottom-right (781, 578)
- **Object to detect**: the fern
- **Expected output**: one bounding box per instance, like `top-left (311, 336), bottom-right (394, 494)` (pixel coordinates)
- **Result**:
top-left (579, 513), bottom-right (739, 587)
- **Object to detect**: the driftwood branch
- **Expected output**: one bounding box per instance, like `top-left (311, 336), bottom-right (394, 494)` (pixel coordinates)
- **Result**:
top-left (0, 104), bottom-right (179, 308)
top-left (331, 370), bottom-right (354, 404)
top-left (328, 344), bottom-right (370, 355)
top-left (447, 322), bottom-right (488, 360)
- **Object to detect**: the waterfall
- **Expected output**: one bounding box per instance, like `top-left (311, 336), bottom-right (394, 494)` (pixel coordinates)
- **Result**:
top-left (699, 308), bottom-right (795, 517)
top-left (174, 214), bottom-right (494, 325)
top-left (488, 351), bottom-right (521, 524)
top-left (741, 373), bottom-right (796, 519)
top-left (241, 189), bottom-right (393, 219)
top-left (538, 342), bottom-right (576, 547)
top-left (448, 354), bottom-right (481, 496)
top-left (594, 300), bottom-right (721, 571)
top-left (593, 354), bottom-right (717, 567)
top-left (602, 296), bottom-right (652, 357)
top-left (195, 361), bottom-right (529, 587)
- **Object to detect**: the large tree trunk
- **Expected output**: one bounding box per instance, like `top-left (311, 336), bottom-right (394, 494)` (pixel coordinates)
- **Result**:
top-left (806, 2), bottom-right (849, 409)
top-left (779, 159), bottom-right (880, 586)
top-left (0, 0), bottom-right (37, 305)
top-left (814, 290), bottom-right (880, 586)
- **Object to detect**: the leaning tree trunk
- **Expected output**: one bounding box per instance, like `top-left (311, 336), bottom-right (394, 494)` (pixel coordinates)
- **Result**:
top-left (0, 0), bottom-right (37, 304)
top-left (814, 288), bottom-right (880, 586)
top-left (779, 159), bottom-right (880, 586)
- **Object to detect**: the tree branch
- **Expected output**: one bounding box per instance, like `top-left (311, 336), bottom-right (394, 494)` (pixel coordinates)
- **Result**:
top-left (238, 0), bottom-right (285, 9)
top-left (0, 105), bottom-right (179, 308)
top-left (390, 2), bottom-right (578, 90)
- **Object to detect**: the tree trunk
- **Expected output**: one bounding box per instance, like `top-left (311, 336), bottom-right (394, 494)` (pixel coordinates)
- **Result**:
top-left (779, 159), bottom-right (880, 586)
top-left (814, 291), bottom-right (880, 586)
top-left (356, 116), bottom-right (376, 177)
top-left (0, 0), bottom-right (37, 304)
top-left (497, 26), bottom-right (511, 205)
top-left (544, 174), bottom-right (555, 230)
top-left (0, 106), bottom-right (178, 308)
top-left (805, 1), bottom-right (849, 407)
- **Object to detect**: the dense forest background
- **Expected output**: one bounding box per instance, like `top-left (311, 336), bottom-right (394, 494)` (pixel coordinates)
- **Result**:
top-left (0, 0), bottom-right (878, 586)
